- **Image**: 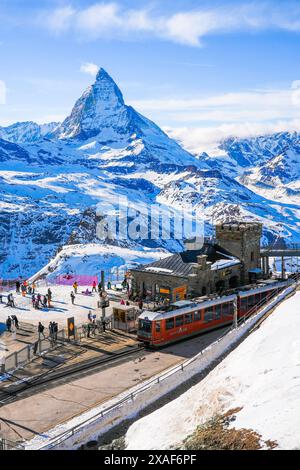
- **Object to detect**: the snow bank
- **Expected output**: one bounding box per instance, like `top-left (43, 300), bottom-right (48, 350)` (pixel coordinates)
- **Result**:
top-left (23, 286), bottom-right (294, 450)
top-left (29, 243), bottom-right (169, 283)
top-left (125, 287), bottom-right (300, 450)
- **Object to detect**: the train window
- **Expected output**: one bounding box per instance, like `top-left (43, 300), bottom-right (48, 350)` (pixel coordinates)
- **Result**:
top-left (155, 321), bottom-right (161, 332)
top-left (175, 316), bottom-right (184, 327)
top-left (184, 313), bottom-right (193, 324)
top-left (215, 304), bottom-right (222, 320)
top-left (241, 298), bottom-right (248, 311)
top-left (204, 307), bottom-right (214, 322)
top-left (138, 320), bottom-right (151, 332)
top-left (222, 302), bottom-right (234, 317)
top-left (222, 303), bottom-right (229, 316)
top-left (166, 317), bottom-right (175, 330)
top-left (248, 295), bottom-right (256, 308)
top-left (227, 303), bottom-right (234, 317)
top-left (194, 311), bottom-right (201, 321)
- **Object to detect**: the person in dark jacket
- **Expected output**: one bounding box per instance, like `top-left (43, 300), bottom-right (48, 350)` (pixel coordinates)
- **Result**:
top-left (6, 316), bottom-right (11, 332)
top-left (38, 322), bottom-right (45, 339)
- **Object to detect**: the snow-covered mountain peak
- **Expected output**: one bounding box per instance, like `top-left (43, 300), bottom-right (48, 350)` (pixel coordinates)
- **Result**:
top-left (54, 68), bottom-right (128, 140)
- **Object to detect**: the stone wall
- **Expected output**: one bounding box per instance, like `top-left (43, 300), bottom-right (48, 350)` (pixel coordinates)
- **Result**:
top-left (131, 262), bottom-right (242, 300)
top-left (216, 222), bottom-right (262, 283)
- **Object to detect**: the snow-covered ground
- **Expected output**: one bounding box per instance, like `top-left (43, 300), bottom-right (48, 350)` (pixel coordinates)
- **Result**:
top-left (0, 285), bottom-right (103, 328)
top-left (125, 290), bottom-right (300, 450)
top-left (30, 243), bottom-right (169, 283)
top-left (0, 244), bottom-right (169, 330)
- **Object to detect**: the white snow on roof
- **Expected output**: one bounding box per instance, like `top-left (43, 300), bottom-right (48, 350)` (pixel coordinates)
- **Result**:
top-left (127, 289), bottom-right (300, 450)
top-left (144, 266), bottom-right (173, 274)
top-left (210, 258), bottom-right (241, 270)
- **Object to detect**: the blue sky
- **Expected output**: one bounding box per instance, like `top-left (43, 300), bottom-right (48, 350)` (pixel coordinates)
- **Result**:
top-left (1, 0), bottom-right (300, 151)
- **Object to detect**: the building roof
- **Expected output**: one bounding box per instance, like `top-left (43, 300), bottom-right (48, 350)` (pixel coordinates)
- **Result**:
top-left (133, 243), bottom-right (240, 277)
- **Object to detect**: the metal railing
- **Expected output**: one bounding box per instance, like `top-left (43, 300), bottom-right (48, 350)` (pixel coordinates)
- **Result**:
top-left (261, 243), bottom-right (300, 252)
top-left (0, 437), bottom-right (24, 450)
top-left (1, 329), bottom-right (66, 374)
top-left (33, 282), bottom-right (295, 450)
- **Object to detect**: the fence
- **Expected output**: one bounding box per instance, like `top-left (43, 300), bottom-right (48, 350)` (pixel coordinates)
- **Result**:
top-left (24, 283), bottom-right (296, 450)
top-left (0, 437), bottom-right (24, 450)
top-left (1, 320), bottom-right (114, 375)
top-left (1, 328), bottom-right (67, 374)
top-left (38, 267), bottom-right (130, 288)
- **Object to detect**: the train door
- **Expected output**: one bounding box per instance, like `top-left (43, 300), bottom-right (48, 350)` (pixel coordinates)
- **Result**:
top-left (152, 320), bottom-right (163, 345)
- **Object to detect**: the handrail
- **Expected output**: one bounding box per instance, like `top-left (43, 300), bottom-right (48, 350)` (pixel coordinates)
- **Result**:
top-left (32, 282), bottom-right (295, 450)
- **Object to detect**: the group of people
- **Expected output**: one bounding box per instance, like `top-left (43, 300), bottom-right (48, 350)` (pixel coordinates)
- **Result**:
top-left (16, 280), bottom-right (36, 296)
top-left (0, 292), bottom-right (16, 308)
top-left (6, 314), bottom-right (19, 332)
top-left (69, 280), bottom-right (111, 305)
top-left (32, 288), bottom-right (52, 309)
top-left (37, 321), bottom-right (58, 341)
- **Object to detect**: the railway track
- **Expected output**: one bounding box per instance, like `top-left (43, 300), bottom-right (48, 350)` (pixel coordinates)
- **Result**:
top-left (0, 345), bottom-right (145, 407)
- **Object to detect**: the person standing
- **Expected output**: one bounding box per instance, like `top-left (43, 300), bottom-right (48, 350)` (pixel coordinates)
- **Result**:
top-left (16, 280), bottom-right (20, 293)
top-left (13, 315), bottom-right (19, 329)
top-left (92, 281), bottom-right (97, 292)
top-left (53, 322), bottom-right (58, 341)
top-left (38, 322), bottom-right (45, 339)
top-left (49, 322), bottom-right (53, 341)
top-left (73, 282), bottom-right (78, 294)
top-left (6, 316), bottom-right (11, 332)
top-left (70, 291), bottom-right (75, 305)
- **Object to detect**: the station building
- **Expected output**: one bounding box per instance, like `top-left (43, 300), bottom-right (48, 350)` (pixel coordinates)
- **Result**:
top-left (131, 221), bottom-right (263, 302)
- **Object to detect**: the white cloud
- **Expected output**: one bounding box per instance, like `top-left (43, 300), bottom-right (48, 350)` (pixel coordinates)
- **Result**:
top-left (42, 5), bottom-right (75, 33)
top-left (165, 120), bottom-right (300, 155)
top-left (130, 85), bottom-right (300, 125)
top-left (41, 2), bottom-right (300, 46)
top-left (0, 80), bottom-right (6, 105)
top-left (80, 62), bottom-right (99, 77)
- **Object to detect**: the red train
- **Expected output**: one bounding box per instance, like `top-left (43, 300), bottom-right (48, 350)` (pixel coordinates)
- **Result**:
top-left (137, 280), bottom-right (291, 347)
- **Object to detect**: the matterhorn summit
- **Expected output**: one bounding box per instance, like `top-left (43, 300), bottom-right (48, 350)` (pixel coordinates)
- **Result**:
top-left (52, 67), bottom-right (198, 167)
top-left (54, 68), bottom-right (131, 141)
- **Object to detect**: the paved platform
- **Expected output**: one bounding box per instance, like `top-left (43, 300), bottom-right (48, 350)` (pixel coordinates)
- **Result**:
top-left (0, 330), bottom-right (138, 384)
top-left (0, 327), bottom-right (227, 444)
top-left (0, 322), bottom-right (39, 358)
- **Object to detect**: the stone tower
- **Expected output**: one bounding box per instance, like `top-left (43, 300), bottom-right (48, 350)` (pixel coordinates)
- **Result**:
top-left (215, 221), bottom-right (262, 283)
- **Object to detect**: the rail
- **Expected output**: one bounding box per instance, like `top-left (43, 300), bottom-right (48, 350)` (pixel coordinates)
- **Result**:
top-left (0, 436), bottom-right (24, 450)
top-left (32, 281), bottom-right (295, 450)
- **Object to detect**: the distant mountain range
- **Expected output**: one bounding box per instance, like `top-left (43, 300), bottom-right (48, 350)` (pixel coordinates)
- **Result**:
top-left (0, 68), bottom-right (299, 278)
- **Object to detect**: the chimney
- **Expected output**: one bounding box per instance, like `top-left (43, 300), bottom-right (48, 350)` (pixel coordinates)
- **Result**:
top-left (197, 255), bottom-right (207, 270)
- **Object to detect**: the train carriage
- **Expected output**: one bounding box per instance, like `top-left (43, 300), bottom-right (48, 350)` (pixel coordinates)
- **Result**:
top-left (138, 280), bottom-right (291, 347)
